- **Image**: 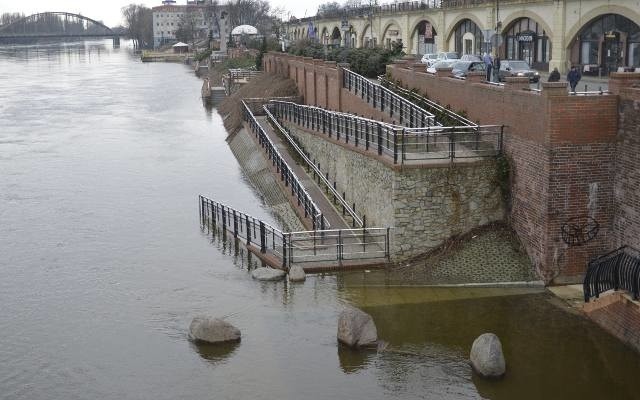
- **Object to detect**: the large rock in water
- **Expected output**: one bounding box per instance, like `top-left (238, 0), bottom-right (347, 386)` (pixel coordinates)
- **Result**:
top-left (189, 316), bottom-right (241, 344)
top-left (470, 333), bottom-right (506, 378)
top-left (288, 265), bottom-right (306, 282)
top-left (251, 267), bottom-right (286, 281)
top-left (337, 307), bottom-right (378, 348)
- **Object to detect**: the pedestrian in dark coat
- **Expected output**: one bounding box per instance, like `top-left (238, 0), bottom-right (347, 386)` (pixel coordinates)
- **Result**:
top-left (493, 56), bottom-right (501, 82)
top-left (548, 67), bottom-right (561, 82)
top-left (567, 66), bottom-right (581, 91)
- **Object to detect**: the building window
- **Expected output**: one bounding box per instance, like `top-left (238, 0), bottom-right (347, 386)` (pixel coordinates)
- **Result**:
top-left (453, 19), bottom-right (484, 55)
top-left (503, 17), bottom-right (550, 69)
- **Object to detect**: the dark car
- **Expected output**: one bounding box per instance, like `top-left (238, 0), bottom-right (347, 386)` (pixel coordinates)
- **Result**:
top-left (497, 60), bottom-right (540, 82)
top-left (450, 61), bottom-right (486, 78)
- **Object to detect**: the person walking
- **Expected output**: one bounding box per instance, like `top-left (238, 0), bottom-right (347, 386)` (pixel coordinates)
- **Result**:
top-left (548, 67), bottom-right (561, 82)
top-left (567, 66), bottom-right (581, 92)
top-left (493, 55), bottom-right (501, 82)
top-left (483, 52), bottom-right (493, 81)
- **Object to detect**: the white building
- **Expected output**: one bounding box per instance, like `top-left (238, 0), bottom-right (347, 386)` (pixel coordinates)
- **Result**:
top-left (152, 1), bottom-right (230, 49)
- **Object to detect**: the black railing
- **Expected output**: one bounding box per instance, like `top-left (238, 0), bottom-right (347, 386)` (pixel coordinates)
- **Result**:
top-left (263, 104), bottom-right (364, 228)
top-left (378, 75), bottom-right (477, 127)
top-left (269, 100), bottom-right (503, 162)
top-left (199, 195), bottom-right (390, 269)
top-left (584, 246), bottom-right (640, 302)
top-left (343, 69), bottom-right (437, 128)
top-left (242, 101), bottom-right (327, 230)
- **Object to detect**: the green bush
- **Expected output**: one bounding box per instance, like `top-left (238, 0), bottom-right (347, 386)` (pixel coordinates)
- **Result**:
top-left (194, 49), bottom-right (212, 62)
top-left (286, 39), bottom-right (404, 78)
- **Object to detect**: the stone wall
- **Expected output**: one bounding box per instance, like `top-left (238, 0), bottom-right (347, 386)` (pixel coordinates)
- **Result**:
top-left (612, 87), bottom-right (640, 250)
top-left (286, 123), bottom-right (504, 259)
top-left (388, 62), bottom-right (619, 283)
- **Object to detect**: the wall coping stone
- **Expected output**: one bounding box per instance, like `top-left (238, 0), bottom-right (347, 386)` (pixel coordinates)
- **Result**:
top-left (505, 76), bottom-right (530, 91)
top-left (466, 71), bottom-right (485, 83)
top-left (542, 81), bottom-right (568, 97)
top-left (435, 67), bottom-right (452, 78)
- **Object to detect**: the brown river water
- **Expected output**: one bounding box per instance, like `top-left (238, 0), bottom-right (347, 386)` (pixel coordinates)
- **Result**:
top-left (1, 40), bottom-right (639, 400)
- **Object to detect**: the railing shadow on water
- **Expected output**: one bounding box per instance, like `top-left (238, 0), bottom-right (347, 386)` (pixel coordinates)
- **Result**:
top-left (584, 246), bottom-right (640, 302)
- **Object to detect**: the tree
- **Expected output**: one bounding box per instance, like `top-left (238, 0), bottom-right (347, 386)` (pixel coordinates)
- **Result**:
top-left (175, 9), bottom-right (199, 45)
top-left (121, 4), bottom-right (152, 49)
top-left (226, 0), bottom-right (273, 35)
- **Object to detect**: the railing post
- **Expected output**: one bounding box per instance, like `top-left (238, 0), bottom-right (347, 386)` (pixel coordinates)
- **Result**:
top-left (282, 233), bottom-right (287, 268)
top-left (337, 230), bottom-right (343, 261)
top-left (393, 130), bottom-right (398, 164)
top-left (233, 210), bottom-right (238, 238)
top-left (385, 227), bottom-right (390, 260)
top-left (211, 200), bottom-right (216, 225)
top-left (221, 205), bottom-right (226, 229)
top-left (246, 215), bottom-right (251, 245)
top-left (449, 128), bottom-right (455, 160)
top-left (377, 123), bottom-right (383, 155)
top-left (260, 221), bottom-right (266, 253)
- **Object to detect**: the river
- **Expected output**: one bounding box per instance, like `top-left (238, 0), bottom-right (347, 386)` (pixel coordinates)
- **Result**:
top-left (1, 40), bottom-right (639, 400)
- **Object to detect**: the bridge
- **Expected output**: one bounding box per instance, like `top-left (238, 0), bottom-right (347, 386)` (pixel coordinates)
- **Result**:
top-left (0, 12), bottom-right (120, 45)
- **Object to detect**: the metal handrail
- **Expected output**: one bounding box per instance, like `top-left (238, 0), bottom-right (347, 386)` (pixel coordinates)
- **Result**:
top-left (269, 100), bottom-right (503, 162)
top-left (343, 68), bottom-right (437, 128)
top-left (584, 246), bottom-right (640, 302)
top-left (199, 195), bottom-right (390, 269)
top-left (263, 104), bottom-right (364, 228)
top-left (242, 101), bottom-right (327, 230)
top-left (378, 75), bottom-right (477, 127)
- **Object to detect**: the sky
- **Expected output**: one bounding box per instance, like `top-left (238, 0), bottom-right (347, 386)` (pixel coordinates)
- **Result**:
top-left (0, 0), bottom-right (325, 27)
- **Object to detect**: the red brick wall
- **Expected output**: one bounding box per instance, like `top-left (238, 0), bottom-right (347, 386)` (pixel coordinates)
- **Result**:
top-left (585, 293), bottom-right (640, 353)
top-left (612, 88), bottom-right (640, 250)
top-left (386, 62), bottom-right (619, 283)
top-left (264, 52), bottom-right (621, 282)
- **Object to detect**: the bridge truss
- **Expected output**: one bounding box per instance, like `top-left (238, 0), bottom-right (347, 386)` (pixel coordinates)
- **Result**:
top-left (0, 12), bottom-right (115, 38)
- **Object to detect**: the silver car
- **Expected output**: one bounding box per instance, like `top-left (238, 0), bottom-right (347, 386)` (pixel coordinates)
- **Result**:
top-left (426, 60), bottom-right (456, 74)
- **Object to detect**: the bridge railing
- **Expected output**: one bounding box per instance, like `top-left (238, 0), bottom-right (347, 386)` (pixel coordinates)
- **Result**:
top-left (242, 101), bottom-right (328, 230)
top-left (269, 100), bottom-right (503, 162)
top-left (343, 68), bottom-right (437, 128)
top-left (377, 75), bottom-right (477, 127)
top-left (584, 246), bottom-right (640, 302)
top-left (263, 104), bottom-right (364, 228)
top-left (199, 195), bottom-right (390, 269)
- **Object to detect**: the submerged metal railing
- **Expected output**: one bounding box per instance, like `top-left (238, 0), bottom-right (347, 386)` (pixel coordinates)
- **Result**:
top-left (199, 195), bottom-right (390, 269)
top-left (269, 100), bottom-right (503, 162)
top-left (263, 104), bottom-right (364, 228)
top-left (584, 246), bottom-right (640, 302)
top-left (343, 68), bottom-right (437, 128)
top-left (242, 101), bottom-right (327, 230)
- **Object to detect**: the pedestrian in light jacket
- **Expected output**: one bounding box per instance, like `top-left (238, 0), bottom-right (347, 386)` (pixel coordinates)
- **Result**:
top-left (567, 66), bottom-right (581, 92)
top-left (483, 53), bottom-right (493, 81)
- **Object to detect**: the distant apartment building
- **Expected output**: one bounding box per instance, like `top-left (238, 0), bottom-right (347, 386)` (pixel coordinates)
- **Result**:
top-left (153, 0), bottom-right (230, 49)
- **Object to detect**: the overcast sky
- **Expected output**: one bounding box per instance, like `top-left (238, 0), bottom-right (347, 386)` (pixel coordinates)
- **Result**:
top-left (0, 0), bottom-right (324, 27)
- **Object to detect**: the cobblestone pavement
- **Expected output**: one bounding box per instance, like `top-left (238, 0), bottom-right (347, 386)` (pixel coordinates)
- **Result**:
top-left (359, 225), bottom-right (538, 285)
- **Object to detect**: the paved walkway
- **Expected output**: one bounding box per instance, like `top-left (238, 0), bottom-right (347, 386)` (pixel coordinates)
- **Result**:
top-left (255, 116), bottom-right (351, 230)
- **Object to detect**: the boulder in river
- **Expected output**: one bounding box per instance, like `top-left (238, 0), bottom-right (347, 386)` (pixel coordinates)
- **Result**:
top-left (470, 333), bottom-right (506, 378)
top-left (189, 316), bottom-right (241, 344)
top-left (337, 307), bottom-right (378, 348)
top-left (251, 267), bottom-right (286, 281)
top-left (288, 265), bottom-right (306, 282)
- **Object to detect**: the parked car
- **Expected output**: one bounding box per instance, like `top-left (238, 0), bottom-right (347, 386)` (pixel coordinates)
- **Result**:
top-left (426, 60), bottom-right (456, 74)
top-left (497, 60), bottom-right (540, 82)
top-left (420, 53), bottom-right (438, 65)
top-left (460, 54), bottom-right (482, 62)
top-left (437, 51), bottom-right (460, 61)
top-left (450, 61), bottom-right (486, 78)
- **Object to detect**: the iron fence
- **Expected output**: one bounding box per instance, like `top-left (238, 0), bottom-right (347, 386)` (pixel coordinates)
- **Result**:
top-left (263, 104), bottom-right (364, 228)
top-left (269, 100), bottom-right (503, 162)
top-left (378, 75), bottom-right (477, 127)
top-left (343, 69), bottom-right (437, 128)
top-left (584, 246), bottom-right (640, 302)
top-left (199, 195), bottom-right (390, 269)
top-left (242, 101), bottom-right (327, 230)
